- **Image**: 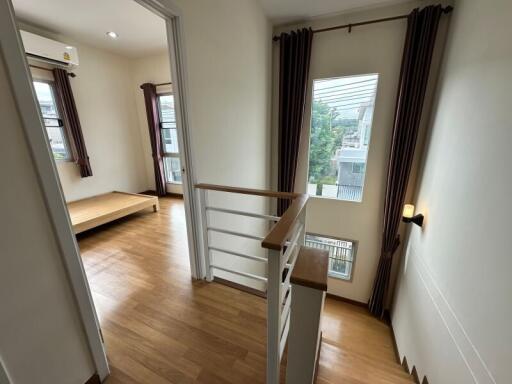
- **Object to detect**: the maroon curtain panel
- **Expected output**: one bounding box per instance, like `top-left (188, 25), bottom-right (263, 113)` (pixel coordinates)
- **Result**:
top-left (277, 28), bottom-right (313, 215)
top-left (140, 83), bottom-right (166, 197)
top-left (53, 68), bottom-right (92, 177)
top-left (368, 5), bottom-right (443, 317)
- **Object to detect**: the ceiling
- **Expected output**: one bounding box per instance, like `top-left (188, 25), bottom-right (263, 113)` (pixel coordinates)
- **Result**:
top-left (12, 0), bottom-right (167, 58)
top-left (258, 0), bottom-right (410, 23)
top-left (12, 0), bottom-right (411, 57)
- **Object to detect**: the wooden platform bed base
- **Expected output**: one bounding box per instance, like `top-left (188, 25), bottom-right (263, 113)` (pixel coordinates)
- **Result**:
top-left (67, 191), bottom-right (159, 234)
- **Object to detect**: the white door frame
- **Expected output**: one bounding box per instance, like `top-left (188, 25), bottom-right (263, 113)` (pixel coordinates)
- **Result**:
top-left (0, 0), bottom-right (200, 380)
top-left (133, 0), bottom-right (203, 280)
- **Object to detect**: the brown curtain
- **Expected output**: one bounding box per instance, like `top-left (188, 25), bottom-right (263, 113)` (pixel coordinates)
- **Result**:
top-left (140, 83), bottom-right (166, 197)
top-left (368, 5), bottom-right (443, 317)
top-left (53, 68), bottom-right (92, 177)
top-left (277, 28), bottom-right (313, 215)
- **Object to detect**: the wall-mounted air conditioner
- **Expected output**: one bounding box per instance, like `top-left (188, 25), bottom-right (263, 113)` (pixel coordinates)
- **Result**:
top-left (20, 30), bottom-right (79, 68)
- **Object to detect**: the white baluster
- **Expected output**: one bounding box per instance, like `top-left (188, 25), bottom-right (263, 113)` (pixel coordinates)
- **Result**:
top-left (198, 189), bottom-right (213, 281)
top-left (298, 208), bottom-right (306, 247)
top-left (267, 248), bottom-right (282, 384)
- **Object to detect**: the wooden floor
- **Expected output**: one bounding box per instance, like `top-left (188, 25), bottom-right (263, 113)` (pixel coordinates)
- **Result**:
top-left (78, 197), bottom-right (413, 384)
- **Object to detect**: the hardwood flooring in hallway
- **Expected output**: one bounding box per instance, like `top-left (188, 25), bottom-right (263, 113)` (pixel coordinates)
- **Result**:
top-left (78, 196), bottom-right (413, 384)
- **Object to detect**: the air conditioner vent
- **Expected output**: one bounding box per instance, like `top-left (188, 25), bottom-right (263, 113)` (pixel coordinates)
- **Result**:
top-left (20, 30), bottom-right (79, 68)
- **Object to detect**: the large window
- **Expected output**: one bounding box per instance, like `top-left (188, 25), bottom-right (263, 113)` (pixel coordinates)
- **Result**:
top-left (157, 94), bottom-right (182, 184)
top-left (305, 234), bottom-right (356, 281)
top-left (33, 81), bottom-right (71, 160)
top-left (307, 74), bottom-right (378, 202)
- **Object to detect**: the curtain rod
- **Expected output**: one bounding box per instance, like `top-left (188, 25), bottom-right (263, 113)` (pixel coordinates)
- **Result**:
top-left (29, 64), bottom-right (76, 77)
top-left (155, 81), bottom-right (172, 87)
top-left (272, 5), bottom-right (453, 41)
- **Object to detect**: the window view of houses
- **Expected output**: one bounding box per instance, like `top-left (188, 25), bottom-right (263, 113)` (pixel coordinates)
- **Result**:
top-left (308, 74), bottom-right (378, 202)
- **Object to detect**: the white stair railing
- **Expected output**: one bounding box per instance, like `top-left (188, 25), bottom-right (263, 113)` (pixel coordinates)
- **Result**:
top-left (196, 184), bottom-right (308, 384)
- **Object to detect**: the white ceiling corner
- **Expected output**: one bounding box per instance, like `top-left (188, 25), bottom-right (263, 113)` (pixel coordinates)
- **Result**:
top-left (257, 0), bottom-right (413, 24)
top-left (12, 0), bottom-right (167, 58)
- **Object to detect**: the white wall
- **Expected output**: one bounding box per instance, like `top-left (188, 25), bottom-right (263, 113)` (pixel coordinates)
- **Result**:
top-left (0, 48), bottom-right (95, 384)
top-left (55, 42), bottom-right (148, 202)
top-left (174, 0), bottom-right (271, 189)
top-left (18, 21), bottom-right (153, 202)
top-left (27, 0), bottom-right (274, 209)
top-left (392, 1), bottom-right (512, 383)
top-left (272, 1), bottom-right (435, 303)
top-left (172, 0), bottom-right (273, 287)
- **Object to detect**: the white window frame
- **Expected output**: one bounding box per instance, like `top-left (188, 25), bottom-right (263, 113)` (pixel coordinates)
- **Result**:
top-left (305, 233), bottom-right (358, 282)
top-left (306, 74), bottom-right (379, 204)
top-left (157, 92), bottom-right (182, 184)
top-left (33, 79), bottom-right (72, 162)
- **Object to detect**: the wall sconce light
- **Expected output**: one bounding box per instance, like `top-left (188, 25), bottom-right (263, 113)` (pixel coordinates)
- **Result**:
top-left (402, 204), bottom-right (424, 227)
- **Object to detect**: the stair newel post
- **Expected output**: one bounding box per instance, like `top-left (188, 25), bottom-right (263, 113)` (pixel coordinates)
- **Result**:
top-left (199, 188), bottom-right (213, 282)
top-left (267, 247), bottom-right (282, 384)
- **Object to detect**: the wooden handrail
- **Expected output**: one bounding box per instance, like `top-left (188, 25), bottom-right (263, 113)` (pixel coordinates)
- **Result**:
top-left (290, 246), bottom-right (329, 291)
top-left (262, 194), bottom-right (308, 251)
top-left (195, 183), bottom-right (300, 199)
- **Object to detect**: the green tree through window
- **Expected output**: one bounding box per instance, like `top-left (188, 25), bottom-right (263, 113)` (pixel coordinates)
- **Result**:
top-left (308, 100), bottom-right (359, 193)
top-left (309, 100), bottom-right (338, 186)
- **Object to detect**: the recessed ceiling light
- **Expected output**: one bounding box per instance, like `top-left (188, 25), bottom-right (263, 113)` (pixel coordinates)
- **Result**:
top-left (65, 46), bottom-right (73, 50)
top-left (106, 31), bottom-right (118, 39)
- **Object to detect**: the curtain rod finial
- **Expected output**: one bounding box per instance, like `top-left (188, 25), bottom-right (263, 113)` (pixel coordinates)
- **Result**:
top-left (443, 5), bottom-right (454, 14)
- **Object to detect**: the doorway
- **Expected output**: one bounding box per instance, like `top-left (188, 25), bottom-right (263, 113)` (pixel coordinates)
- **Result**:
top-left (1, 0), bottom-right (199, 379)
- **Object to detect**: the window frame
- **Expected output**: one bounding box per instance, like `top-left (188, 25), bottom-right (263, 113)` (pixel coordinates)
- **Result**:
top-left (305, 232), bottom-right (358, 282)
top-left (306, 74), bottom-right (379, 204)
top-left (33, 79), bottom-right (72, 162)
top-left (157, 92), bottom-right (182, 185)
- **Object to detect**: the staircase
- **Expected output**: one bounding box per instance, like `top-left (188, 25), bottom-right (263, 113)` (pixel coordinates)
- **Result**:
top-left (195, 183), bottom-right (423, 384)
top-left (400, 355), bottom-right (429, 384)
top-left (196, 183), bottom-right (309, 384)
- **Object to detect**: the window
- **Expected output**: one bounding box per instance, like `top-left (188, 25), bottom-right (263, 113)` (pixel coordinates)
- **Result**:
top-left (305, 234), bottom-right (356, 281)
top-left (33, 81), bottom-right (71, 160)
top-left (157, 94), bottom-right (182, 184)
top-left (352, 163), bottom-right (365, 174)
top-left (307, 74), bottom-right (378, 202)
